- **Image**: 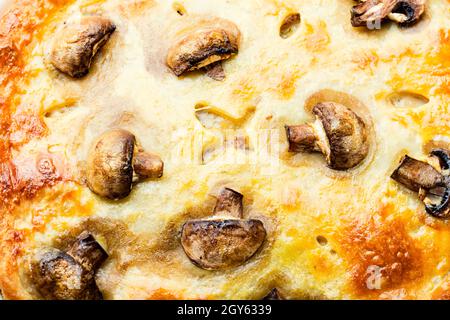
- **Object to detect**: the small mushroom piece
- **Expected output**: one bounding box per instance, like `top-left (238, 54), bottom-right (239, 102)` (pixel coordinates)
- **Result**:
top-left (391, 149), bottom-right (450, 219)
top-left (181, 188), bottom-right (266, 270)
top-left (351, 0), bottom-right (426, 28)
top-left (263, 288), bottom-right (285, 300)
top-left (285, 102), bottom-right (369, 170)
top-left (50, 16), bottom-right (116, 78)
top-left (213, 187), bottom-right (243, 218)
top-left (166, 20), bottom-right (240, 77)
top-left (279, 13), bottom-right (301, 39)
top-left (86, 129), bottom-right (163, 200)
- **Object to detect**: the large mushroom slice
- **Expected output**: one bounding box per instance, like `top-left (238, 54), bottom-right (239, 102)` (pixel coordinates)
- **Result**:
top-left (391, 149), bottom-right (450, 219)
top-left (50, 16), bottom-right (116, 78)
top-left (351, 0), bottom-right (426, 28)
top-left (86, 128), bottom-right (163, 200)
top-left (31, 233), bottom-right (107, 300)
top-left (285, 102), bottom-right (369, 170)
top-left (181, 188), bottom-right (266, 270)
top-left (166, 19), bottom-right (240, 80)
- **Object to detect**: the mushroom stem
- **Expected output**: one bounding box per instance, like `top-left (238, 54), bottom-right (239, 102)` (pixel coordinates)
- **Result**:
top-left (133, 150), bottom-right (164, 179)
top-left (391, 150), bottom-right (450, 219)
top-left (285, 124), bottom-right (318, 153)
top-left (213, 188), bottom-right (243, 218)
top-left (390, 155), bottom-right (444, 192)
top-left (66, 232), bottom-right (108, 272)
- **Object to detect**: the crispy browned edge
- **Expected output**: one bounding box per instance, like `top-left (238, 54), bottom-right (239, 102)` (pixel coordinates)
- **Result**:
top-left (0, 0), bottom-right (77, 300)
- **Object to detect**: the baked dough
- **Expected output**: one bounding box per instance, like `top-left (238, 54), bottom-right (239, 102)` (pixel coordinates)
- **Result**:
top-left (0, 0), bottom-right (449, 299)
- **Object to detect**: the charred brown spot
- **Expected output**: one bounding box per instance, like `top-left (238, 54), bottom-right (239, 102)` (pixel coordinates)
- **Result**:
top-left (338, 215), bottom-right (423, 297)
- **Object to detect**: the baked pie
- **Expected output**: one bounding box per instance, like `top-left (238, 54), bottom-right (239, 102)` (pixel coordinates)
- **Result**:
top-left (0, 0), bottom-right (449, 300)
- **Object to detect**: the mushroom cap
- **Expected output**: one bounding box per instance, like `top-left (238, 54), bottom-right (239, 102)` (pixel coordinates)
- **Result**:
top-left (166, 20), bottom-right (240, 76)
top-left (181, 219), bottom-right (266, 270)
top-left (31, 249), bottom-right (103, 300)
top-left (50, 16), bottom-right (116, 78)
top-left (86, 128), bottom-right (135, 200)
top-left (312, 102), bottom-right (369, 170)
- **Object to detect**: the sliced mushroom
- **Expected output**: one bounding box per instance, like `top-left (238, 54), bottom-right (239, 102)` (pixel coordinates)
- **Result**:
top-left (50, 16), bottom-right (116, 78)
top-left (166, 19), bottom-right (240, 78)
top-left (263, 288), bottom-right (285, 300)
top-left (31, 233), bottom-right (107, 300)
top-left (351, 0), bottom-right (426, 28)
top-left (285, 102), bottom-right (369, 170)
top-left (391, 149), bottom-right (450, 218)
top-left (86, 128), bottom-right (163, 200)
top-left (181, 188), bottom-right (266, 270)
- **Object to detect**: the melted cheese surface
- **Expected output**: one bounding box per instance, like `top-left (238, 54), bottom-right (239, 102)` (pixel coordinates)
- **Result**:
top-left (2, 0), bottom-right (450, 299)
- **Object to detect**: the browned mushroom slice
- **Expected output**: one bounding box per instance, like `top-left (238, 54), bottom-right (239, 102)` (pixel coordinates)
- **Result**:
top-left (66, 232), bottom-right (108, 272)
top-left (86, 129), bottom-right (163, 200)
top-left (213, 187), bottom-right (243, 218)
top-left (50, 16), bottom-right (116, 78)
top-left (391, 150), bottom-right (450, 219)
top-left (391, 155), bottom-right (443, 192)
top-left (166, 20), bottom-right (240, 77)
top-left (263, 288), bottom-right (285, 300)
top-left (181, 219), bottom-right (266, 270)
top-left (285, 102), bottom-right (369, 170)
top-left (351, 0), bottom-right (426, 28)
top-left (31, 249), bottom-right (103, 300)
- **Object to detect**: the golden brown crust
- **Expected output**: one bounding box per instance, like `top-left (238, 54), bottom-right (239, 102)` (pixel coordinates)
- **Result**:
top-left (0, 0), bottom-right (74, 299)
